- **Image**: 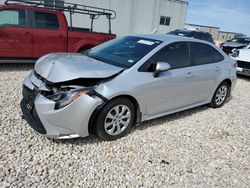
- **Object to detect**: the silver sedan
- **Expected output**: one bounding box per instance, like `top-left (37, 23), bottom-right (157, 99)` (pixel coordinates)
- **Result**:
top-left (21, 35), bottom-right (237, 140)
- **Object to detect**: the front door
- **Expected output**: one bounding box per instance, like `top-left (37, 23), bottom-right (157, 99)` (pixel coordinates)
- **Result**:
top-left (0, 9), bottom-right (33, 58)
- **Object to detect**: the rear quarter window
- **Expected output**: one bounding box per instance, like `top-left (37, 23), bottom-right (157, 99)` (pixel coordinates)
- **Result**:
top-left (190, 42), bottom-right (224, 65)
top-left (34, 11), bottom-right (59, 30)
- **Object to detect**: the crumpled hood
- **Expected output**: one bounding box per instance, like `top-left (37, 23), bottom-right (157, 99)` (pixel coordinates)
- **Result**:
top-left (222, 42), bottom-right (246, 48)
top-left (34, 53), bottom-right (123, 83)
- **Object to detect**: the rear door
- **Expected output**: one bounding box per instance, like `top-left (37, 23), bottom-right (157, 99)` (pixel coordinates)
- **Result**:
top-left (0, 8), bottom-right (33, 58)
top-left (189, 42), bottom-right (225, 100)
top-left (31, 11), bottom-right (66, 58)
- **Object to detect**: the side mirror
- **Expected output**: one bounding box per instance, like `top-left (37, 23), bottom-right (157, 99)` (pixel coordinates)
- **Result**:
top-left (153, 62), bottom-right (171, 77)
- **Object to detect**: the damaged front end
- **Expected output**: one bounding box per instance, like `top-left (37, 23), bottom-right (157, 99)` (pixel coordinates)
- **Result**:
top-left (20, 53), bottom-right (125, 138)
top-left (34, 71), bottom-right (109, 110)
top-left (20, 70), bottom-right (118, 139)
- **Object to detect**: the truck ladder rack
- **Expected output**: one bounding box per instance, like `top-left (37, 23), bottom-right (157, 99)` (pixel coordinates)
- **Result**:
top-left (5, 0), bottom-right (117, 33)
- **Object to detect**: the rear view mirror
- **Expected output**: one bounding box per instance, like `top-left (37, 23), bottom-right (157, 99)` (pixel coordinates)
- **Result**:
top-left (153, 62), bottom-right (171, 77)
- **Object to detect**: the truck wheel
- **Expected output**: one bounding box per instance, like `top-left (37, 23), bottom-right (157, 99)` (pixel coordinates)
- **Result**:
top-left (95, 98), bottom-right (135, 141)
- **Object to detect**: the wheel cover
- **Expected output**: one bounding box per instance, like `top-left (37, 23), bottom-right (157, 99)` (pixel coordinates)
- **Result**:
top-left (215, 85), bottom-right (228, 105)
top-left (104, 105), bottom-right (131, 136)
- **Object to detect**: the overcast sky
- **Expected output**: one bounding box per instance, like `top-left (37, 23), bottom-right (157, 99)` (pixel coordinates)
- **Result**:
top-left (186, 0), bottom-right (250, 36)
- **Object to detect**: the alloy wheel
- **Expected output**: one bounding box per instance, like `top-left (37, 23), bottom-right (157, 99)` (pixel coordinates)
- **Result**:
top-left (104, 105), bottom-right (131, 136)
top-left (215, 85), bottom-right (228, 106)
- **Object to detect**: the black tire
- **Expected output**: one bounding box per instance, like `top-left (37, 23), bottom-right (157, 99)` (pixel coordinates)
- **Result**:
top-left (94, 98), bottom-right (135, 141)
top-left (208, 82), bottom-right (230, 108)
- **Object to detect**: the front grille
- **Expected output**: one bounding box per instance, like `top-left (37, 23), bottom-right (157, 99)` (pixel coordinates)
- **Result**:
top-left (21, 85), bottom-right (47, 134)
top-left (23, 85), bottom-right (35, 106)
top-left (237, 61), bottom-right (250, 69)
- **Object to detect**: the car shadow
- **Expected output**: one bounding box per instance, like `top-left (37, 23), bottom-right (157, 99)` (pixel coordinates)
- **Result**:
top-left (132, 105), bottom-right (209, 132)
top-left (52, 104), bottom-right (211, 145)
top-left (237, 74), bottom-right (250, 82)
top-left (0, 63), bottom-right (34, 72)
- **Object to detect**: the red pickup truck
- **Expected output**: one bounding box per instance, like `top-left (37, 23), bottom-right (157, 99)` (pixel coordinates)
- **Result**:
top-left (0, 0), bottom-right (116, 62)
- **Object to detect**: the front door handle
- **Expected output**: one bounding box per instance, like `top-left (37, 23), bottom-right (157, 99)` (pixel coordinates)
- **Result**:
top-left (24, 31), bottom-right (32, 35)
top-left (185, 72), bottom-right (194, 78)
top-left (58, 34), bottom-right (64, 38)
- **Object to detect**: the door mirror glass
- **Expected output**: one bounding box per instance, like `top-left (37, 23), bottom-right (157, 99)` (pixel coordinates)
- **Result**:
top-left (153, 62), bottom-right (171, 77)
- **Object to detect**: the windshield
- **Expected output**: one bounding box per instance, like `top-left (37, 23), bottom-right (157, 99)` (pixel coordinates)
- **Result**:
top-left (228, 38), bottom-right (250, 44)
top-left (86, 36), bottom-right (162, 68)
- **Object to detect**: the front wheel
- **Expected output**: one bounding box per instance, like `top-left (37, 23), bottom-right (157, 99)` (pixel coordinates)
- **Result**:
top-left (94, 98), bottom-right (135, 141)
top-left (209, 82), bottom-right (230, 108)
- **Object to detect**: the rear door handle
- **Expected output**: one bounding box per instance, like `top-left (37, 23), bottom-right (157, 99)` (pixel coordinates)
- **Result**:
top-left (215, 67), bottom-right (220, 72)
top-left (185, 72), bottom-right (194, 78)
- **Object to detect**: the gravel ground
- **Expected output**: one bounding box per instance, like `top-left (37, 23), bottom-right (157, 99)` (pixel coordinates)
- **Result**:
top-left (0, 64), bottom-right (250, 187)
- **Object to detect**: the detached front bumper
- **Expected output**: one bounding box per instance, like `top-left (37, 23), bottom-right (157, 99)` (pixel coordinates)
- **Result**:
top-left (236, 67), bottom-right (250, 76)
top-left (236, 61), bottom-right (250, 76)
top-left (20, 74), bottom-right (103, 139)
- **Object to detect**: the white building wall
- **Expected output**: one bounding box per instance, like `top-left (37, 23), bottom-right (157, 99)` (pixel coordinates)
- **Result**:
top-left (64, 0), bottom-right (188, 36)
top-left (0, 0), bottom-right (188, 36)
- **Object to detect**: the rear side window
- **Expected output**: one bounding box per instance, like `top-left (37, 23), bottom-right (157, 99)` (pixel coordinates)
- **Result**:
top-left (34, 12), bottom-right (59, 29)
top-left (0, 9), bottom-right (26, 27)
top-left (190, 42), bottom-right (224, 65)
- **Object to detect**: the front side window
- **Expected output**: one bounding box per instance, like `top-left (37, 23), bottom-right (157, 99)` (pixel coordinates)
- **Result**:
top-left (140, 42), bottom-right (190, 72)
top-left (0, 9), bottom-right (26, 27)
top-left (86, 36), bottom-right (162, 68)
top-left (155, 42), bottom-right (190, 69)
top-left (190, 42), bottom-right (224, 65)
top-left (34, 12), bottom-right (59, 29)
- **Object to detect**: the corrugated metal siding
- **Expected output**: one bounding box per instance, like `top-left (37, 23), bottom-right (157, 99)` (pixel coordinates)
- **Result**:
top-left (63, 0), bottom-right (188, 36)
top-left (0, 0), bottom-right (188, 36)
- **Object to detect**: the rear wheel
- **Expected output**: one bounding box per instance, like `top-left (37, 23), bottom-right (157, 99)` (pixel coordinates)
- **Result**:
top-left (94, 98), bottom-right (135, 141)
top-left (209, 82), bottom-right (230, 108)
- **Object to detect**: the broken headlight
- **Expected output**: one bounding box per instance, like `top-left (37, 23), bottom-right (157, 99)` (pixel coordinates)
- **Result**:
top-left (231, 49), bottom-right (239, 58)
top-left (47, 89), bottom-right (94, 110)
